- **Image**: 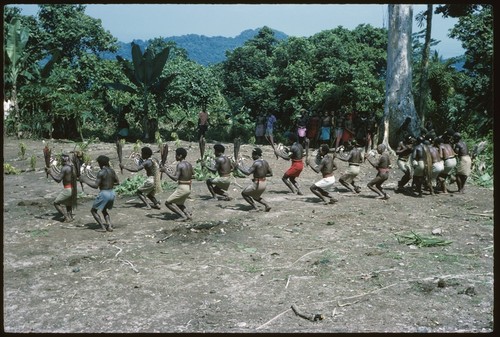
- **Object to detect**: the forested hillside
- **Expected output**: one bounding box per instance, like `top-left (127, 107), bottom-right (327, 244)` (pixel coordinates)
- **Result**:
top-left (99, 28), bottom-right (288, 66)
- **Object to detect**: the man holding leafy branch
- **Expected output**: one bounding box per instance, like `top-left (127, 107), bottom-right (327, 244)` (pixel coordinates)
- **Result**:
top-left (119, 146), bottom-right (162, 210)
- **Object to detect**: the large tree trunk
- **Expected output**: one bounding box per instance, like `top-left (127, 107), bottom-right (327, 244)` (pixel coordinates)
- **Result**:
top-left (417, 5), bottom-right (433, 124)
top-left (382, 4), bottom-right (421, 150)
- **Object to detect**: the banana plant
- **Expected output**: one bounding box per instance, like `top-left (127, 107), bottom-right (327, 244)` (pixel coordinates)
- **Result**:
top-left (5, 18), bottom-right (30, 134)
top-left (106, 42), bottom-right (177, 141)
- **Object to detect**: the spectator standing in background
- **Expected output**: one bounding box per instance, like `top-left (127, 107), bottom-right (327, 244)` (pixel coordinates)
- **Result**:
top-left (296, 109), bottom-right (308, 148)
top-left (342, 111), bottom-right (355, 146)
top-left (306, 111), bottom-right (321, 149)
top-left (198, 107), bottom-right (209, 159)
top-left (265, 113), bottom-right (278, 159)
top-left (198, 108), bottom-right (209, 141)
top-left (255, 113), bottom-right (266, 144)
top-left (319, 110), bottom-right (332, 146)
top-left (334, 110), bottom-right (344, 150)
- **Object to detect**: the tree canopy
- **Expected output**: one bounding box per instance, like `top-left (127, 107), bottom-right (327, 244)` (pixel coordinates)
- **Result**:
top-left (4, 4), bottom-right (493, 146)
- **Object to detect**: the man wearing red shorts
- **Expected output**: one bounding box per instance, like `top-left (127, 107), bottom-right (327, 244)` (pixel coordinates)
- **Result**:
top-left (275, 135), bottom-right (304, 195)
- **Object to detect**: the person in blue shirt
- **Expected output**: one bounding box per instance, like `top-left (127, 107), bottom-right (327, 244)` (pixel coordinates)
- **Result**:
top-left (265, 113), bottom-right (278, 159)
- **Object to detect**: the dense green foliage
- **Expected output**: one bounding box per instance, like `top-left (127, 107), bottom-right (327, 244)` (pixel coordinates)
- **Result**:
top-left (4, 4), bottom-right (493, 185)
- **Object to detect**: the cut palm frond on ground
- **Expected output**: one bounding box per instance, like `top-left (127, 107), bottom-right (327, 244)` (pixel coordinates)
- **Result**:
top-left (395, 231), bottom-right (453, 247)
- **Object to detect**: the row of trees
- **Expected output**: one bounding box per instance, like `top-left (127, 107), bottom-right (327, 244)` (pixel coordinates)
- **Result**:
top-left (3, 4), bottom-right (493, 149)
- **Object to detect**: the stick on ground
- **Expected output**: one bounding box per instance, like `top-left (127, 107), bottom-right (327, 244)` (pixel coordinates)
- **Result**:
top-left (291, 303), bottom-right (324, 321)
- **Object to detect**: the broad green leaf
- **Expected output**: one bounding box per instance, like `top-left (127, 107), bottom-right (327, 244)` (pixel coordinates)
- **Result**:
top-left (131, 43), bottom-right (144, 84)
top-left (143, 49), bottom-right (154, 86)
top-left (150, 47), bottom-right (171, 83)
top-left (6, 19), bottom-right (29, 66)
top-left (480, 173), bottom-right (491, 182)
top-left (116, 56), bottom-right (141, 88)
top-left (104, 82), bottom-right (137, 94)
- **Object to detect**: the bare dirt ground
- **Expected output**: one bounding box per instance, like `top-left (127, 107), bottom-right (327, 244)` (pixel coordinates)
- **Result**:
top-left (2, 135), bottom-right (494, 333)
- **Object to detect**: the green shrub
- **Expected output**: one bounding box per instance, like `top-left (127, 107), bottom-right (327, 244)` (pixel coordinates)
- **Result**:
top-left (115, 174), bottom-right (146, 196)
top-left (465, 131), bottom-right (493, 188)
top-left (193, 150), bottom-right (218, 181)
top-left (30, 155), bottom-right (36, 171)
top-left (18, 142), bottom-right (26, 159)
top-left (4, 163), bottom-right (20, 175)
top-left (115, 174), bottom-right (176, 196)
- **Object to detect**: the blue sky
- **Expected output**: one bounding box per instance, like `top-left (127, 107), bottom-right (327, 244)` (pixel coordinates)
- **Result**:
top-left (10, 3), bottom-right (464, 58)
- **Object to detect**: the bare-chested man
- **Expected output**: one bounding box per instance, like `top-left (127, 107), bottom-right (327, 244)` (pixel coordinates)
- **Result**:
top-left (120, 146), bottom-right (161, 210)
top-left (336, 139), bottom-right (363, 194)
top-left (275, 135), bottom-right (304, 195)
top-left (202, 143), bottom-right (234, 201)
top-left (308, 144), bottom-right (338, 205)
top-left (429, 138), bottom-right (445, 195)
top-left (334, 111), bottom-right (345, 150)
top-left (452, 132), bottom-right (472, 193)
top-left (198, 108), bottom-right (209, 158)
top-left (45, 153), bottom-right (78, 222)
top-left (237, 147), bottom-right (273, 212)
top-left (395, 135), bottom-right (414, 193)
top-left (80, 155), bottom-right (120, 232)
top-left (438, 135), bottom-right (457, 193)
top-left (162, 148), bottom-right (195, 221)
top-left (365, 144), bottom-right (391, 200)
top-left (411, 136), bottom-right (426, 197)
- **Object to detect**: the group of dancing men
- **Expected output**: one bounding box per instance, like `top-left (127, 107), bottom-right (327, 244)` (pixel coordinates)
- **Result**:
top-left (45, 118), bottom-right (472, 232)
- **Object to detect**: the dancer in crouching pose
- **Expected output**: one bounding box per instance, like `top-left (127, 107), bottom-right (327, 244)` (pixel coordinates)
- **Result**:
top-left (120, 146), bottom-right (162, 210)
top-left (236, 147), bottom-right (273, 212)
top-left (308, 144), bottom-right (338, 205)
top-left (161, 148), bottom-right (194, 221)
top-left (202, 143), bottom-right (234, 201)
top-left (365, 144), bottom-right (391, 200)
top-left (80, 155), bottom-right (119, 231)
top-left (336, 139), bottom-right (363, 194)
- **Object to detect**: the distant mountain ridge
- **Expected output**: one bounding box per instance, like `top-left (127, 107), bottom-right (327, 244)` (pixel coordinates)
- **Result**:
top-left (100, 28), bottom-right (288, 66)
